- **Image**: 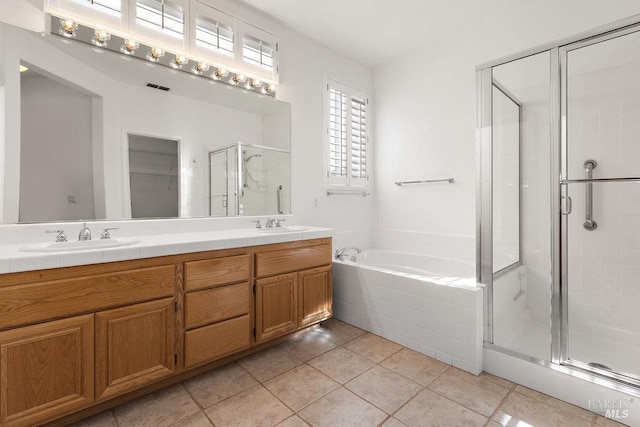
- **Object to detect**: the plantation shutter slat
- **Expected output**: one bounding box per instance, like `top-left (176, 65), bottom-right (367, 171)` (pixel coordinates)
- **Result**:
top-left (350, 96), bottom-right (367, 180)
top-left (328, 86), bottom-right (348, 178)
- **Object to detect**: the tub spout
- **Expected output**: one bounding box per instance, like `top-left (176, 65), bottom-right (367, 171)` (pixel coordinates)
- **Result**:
top-left (335, 246), bottom-right (362, 260)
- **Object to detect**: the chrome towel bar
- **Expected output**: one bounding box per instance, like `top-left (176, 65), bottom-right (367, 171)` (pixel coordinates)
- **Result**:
top-left (326, 190), bottom-right (370, 196)
top-left (395, 178), bottom-right (454, 186)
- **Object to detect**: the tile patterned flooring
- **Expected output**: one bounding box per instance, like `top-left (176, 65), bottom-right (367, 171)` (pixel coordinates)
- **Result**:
top-left (72, 319), bottom-right (625, 427)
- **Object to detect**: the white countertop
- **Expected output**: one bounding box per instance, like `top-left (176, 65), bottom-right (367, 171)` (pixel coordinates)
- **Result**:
top-left (0, 226), bottom-right (332, 274)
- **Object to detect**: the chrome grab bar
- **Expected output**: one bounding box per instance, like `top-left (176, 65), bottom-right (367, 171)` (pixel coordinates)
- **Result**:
top-left (583, 160), bottom-right (597, 231)
top-left (276, 185), bottom-right (283, 214)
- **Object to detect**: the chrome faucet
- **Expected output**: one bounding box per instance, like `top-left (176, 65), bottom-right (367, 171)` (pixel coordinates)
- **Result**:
top-left (265, 218), bottom-right (276, 228)
top-left (100, 227), bottom-right (119, 239)
top-left (78, 223), bottom-right (92, 241)
top-left (45, 229), bottom-right (67, 242)
top-left (335, 246), bottom-right (362, 260)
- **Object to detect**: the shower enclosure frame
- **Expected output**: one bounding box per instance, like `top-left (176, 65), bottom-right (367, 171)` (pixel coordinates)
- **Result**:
top-left (208, 142), bottom-right (290, 216)
top-left (476, 14), bottom-right (640, 397)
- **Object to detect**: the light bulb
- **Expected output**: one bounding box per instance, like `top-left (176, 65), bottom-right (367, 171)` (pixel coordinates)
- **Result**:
top-left (171, 54), bottom-right (189, 69)
top-left (121, 39), bottom-right (139, 55)
top-left (192, 62), bottom-right (209, 75)
top-left (59, 19), bottom-right (78, 38)
top-left (213, 67), bottom-right (228, 80)
top-left (147, 46), bottom-right (165, 62)
top-left (233, 73), bottom-right (247, 84)
top-left (262, 83), bottom-right (276, 94)
top-left (91, 29), bottom-right (111, 47)
top-left (250, 78), bottom-right (263, 89)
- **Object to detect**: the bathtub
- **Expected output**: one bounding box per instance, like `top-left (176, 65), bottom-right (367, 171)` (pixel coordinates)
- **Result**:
top-left (332, 250), bottom-right (483, 374)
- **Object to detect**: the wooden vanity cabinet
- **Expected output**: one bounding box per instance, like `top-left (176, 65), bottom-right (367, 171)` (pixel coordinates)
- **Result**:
top-left (254, 239), bottom-right (332, 343)
top-left (0, 315), bottom-right (94, 427)
top-left (0, 238), bottom-right (332, 426)
top-left (0, 261), bottom-right (178, 427)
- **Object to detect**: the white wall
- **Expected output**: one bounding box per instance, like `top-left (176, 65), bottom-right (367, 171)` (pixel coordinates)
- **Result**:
top-left (373, 1), bottom-right (640, 264)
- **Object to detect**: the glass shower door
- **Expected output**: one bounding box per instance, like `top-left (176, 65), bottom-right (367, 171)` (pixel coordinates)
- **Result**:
top-left (561, 26), bottom-right (640, 383)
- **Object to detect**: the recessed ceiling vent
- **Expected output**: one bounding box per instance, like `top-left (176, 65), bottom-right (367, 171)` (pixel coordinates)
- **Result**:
top-left (146, 83), bottom-right (170, 92)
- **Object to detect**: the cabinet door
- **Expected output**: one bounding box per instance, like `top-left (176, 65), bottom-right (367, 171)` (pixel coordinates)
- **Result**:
top-left (0, 314), bottom-right (94, 426)
top-left (298, 266), bottom-right (332, 327)
top-left (96, 298), bottom-right (175, 400)
top-left (255, 272), bottom-right (297, 343)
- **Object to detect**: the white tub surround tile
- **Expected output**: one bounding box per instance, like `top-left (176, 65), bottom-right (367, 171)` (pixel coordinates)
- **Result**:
top-left (332, 260), bottom-right (483, 375)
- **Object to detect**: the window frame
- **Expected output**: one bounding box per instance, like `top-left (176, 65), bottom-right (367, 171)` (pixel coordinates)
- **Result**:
top-left (323, 76), bottom-right (370, 190)
top-left (238, 20), bottom-right (278, 82)
top-left (190, 1), bottom-right (237, 68)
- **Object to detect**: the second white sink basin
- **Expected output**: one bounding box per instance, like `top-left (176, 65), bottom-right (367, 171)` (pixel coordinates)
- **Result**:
top-left (252, 226), bottom-right (307, 233)
top-left (20, 238), bottom-right (140, 253)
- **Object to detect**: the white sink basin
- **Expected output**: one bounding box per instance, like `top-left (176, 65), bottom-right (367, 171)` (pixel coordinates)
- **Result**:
top-left (251, 226), bottom-right (307, 234)
top-left (20, 238), bottom-right (140, 253)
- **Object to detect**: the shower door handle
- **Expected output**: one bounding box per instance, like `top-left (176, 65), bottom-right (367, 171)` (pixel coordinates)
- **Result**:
top-left (583, 160), bottom-right (597, 230)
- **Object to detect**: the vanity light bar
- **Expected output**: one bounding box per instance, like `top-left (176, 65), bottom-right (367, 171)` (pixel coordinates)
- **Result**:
top-left (48, 15), bottom-right (276, 97)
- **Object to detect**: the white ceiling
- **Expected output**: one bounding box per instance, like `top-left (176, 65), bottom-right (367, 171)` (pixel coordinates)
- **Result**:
top-left (236, 0), bottom-right (529, 67)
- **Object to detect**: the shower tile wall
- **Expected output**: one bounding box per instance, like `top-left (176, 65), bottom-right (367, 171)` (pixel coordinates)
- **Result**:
top-left (566, 55), bottom-right (640, 350)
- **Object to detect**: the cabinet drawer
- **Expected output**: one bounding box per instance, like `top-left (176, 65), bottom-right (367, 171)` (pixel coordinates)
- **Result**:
top-left (255, 244), bottom-right (331, 278)
top-left (185, 315), bottom-right (251, 367)
top-left (184, 255), bottom-right (250, 291)
top-left (0, 265), bottom-right (176, 330)
top-left (185, 282), bottom-right (250, 330)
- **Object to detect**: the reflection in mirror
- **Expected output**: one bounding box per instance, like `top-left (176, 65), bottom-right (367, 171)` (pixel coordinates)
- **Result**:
top-left (128, 135), bottom-right (179, 218)
top-left (0, 22), bottom-right (290, 223)
top-left (209, 143), bottom-right (290, 217)
top-left (19, 64), bottom-right (97, 222)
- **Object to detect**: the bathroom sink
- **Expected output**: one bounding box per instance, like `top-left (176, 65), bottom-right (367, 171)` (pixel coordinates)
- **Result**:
top-left (251, 226), bottom-right (307, 233)
top-left (20, 238), bottom-right (140, 253)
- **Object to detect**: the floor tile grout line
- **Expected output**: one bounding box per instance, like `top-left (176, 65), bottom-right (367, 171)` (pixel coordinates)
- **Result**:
top-left (485, 387), bottom-right (515, 426)
top-left (510, 387), bottom-right (599, 422)
top-left (262, 362), bottom-right (341, 415)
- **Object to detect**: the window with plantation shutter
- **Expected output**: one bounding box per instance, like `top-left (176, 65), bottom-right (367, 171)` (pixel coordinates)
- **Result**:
top-left (324, 77), bottom-right (370, 189)
top-left (242, 34), bottom-right (275, 72)
top-left (195, 15), bottom-right (234, 57)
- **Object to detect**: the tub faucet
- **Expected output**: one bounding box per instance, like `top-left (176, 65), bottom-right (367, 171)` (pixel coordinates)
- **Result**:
top-left (335, 246), bottom-right (362, 260)
top-left (78, 223), bottom-right (92, 241)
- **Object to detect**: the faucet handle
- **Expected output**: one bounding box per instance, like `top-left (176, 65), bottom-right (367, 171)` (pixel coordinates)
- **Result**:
top-left (100, 227), bottom-right (119, 240)
top-left (251, 220), bottom-right (262, 229)
top-left (275, 219), bottom-right (285, 228)
top-left (45, 229), bottom-right (67, 242)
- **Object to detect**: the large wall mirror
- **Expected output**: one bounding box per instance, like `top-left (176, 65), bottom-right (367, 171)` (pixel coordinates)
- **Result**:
top-left (0, 22), bottom-right (291, 223)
